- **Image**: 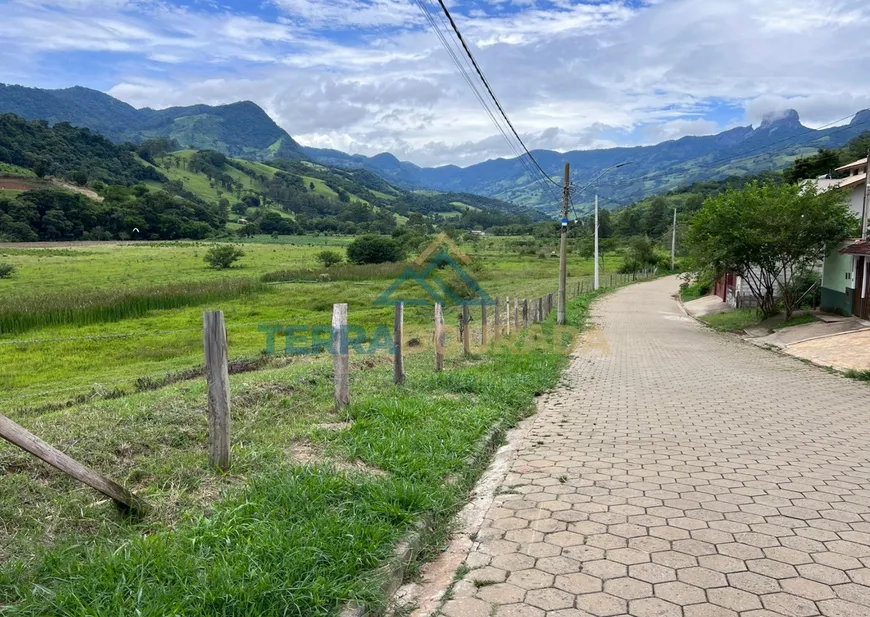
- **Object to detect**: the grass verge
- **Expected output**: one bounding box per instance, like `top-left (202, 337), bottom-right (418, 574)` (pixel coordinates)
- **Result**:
top-left (701, 309), bottom-right (816, 333)
top-left (0, 292), bottom-right (600, 616)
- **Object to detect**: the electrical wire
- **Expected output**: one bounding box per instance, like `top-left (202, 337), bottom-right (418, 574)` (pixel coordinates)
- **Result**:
top-left (416, 0), bottom-right (562, 209)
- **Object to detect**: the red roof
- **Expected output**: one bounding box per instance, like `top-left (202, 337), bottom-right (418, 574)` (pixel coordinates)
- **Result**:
top-left (840, 240), bottom-right (870, 255)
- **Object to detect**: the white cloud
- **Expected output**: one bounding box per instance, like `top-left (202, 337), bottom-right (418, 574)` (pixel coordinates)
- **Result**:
top-left (4, 0), bottom-right (870, 167)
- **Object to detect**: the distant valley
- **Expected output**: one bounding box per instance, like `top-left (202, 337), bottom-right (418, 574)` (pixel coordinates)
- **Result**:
top-left (3, 83), bottom-right (870, 215)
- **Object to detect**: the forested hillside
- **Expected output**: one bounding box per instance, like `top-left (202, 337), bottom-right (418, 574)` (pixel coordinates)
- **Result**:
top-left (0, 115), bottom-right (540, 242)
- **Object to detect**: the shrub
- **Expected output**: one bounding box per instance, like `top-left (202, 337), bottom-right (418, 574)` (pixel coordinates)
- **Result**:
top-left (204, 245), bottom-right (245, 270)
top-left (316, 250), bottom-right (344, 268)
top-left (0, 262), bottom-right (16, 279)
top-left (346, 235), bottom-right (405, 265)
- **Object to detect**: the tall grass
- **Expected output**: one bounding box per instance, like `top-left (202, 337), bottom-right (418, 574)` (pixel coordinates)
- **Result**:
top-left (0, 279), bottom-right (267, 335)
top-left (262, 261), bottom-right (411, 283)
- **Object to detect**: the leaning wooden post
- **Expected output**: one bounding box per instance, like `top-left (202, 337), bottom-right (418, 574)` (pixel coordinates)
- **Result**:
top-left (332, 303), bottom-right (350, 410)
top-left (203, 310), bottom-right (231, 472)
top-left (523, 299), bottom-right (529, 328)
top-left (462, 303), bottom-right (471, 356)
top-left (481, 301), bottom-right (489, 347)
top-left (394, 302), bottom-right (405, 385)
top-left (434, 302), bottom-right (445, 372)
top-left (0, 413), bottom-right (146, 512)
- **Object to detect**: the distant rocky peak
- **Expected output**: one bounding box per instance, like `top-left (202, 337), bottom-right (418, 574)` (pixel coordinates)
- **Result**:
top-left (759, 109), bottom-right (801, 130)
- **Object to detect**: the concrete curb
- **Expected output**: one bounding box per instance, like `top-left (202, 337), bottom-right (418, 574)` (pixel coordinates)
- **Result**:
top-left (339, 421), bottom-right (507, 617)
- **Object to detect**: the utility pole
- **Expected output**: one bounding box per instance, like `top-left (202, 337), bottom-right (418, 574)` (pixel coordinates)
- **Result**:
top-left (558, 162), bottom-right (570, 325)
top-left (671, 208), bottom-right (677, 270)
top-left (593, 194), bottom-right (600, 290)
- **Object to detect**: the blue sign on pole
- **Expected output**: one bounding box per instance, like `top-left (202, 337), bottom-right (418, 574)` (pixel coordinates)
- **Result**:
top-left (561, 218), bottom-right (569, 227)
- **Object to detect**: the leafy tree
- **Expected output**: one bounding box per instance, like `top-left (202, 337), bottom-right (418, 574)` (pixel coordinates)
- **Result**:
top-left (204, 245), bottom-right (245, 269)
top-left (315, 250), bottom-right (343, 267)
top-left (231, 202), bottom-right (248, 216)
top-left (346, 234), bottom-right (405, 265)
top-left (688, 182), bottom-right (856, 318)
top-left (619, 236), bottom-right (661, 273)
top-left (783, 148), bottom-right (842, 183)
top-left (309, 182), bottom-right (315, 191)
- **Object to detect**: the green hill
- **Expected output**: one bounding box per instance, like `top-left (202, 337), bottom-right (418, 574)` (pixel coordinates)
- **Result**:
top-left (0, 114), bottom-right (541, 242)
top-left (0, 84), bottom-right (303, 160)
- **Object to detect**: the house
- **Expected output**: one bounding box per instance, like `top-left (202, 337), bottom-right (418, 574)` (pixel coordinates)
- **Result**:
top-left (811, 157), bottom-right (870, 318)
top-left (715, 160), bottom-right (869, 310)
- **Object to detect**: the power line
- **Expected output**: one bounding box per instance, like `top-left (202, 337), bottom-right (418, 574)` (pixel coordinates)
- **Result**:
top-left (413, 0), bottom-right (558, 205)
top-left (430, 0), bottom-right (562, 194)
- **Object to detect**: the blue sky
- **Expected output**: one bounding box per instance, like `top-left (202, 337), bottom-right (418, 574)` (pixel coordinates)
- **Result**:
top-left (2, 0), bottom-right (870, 166)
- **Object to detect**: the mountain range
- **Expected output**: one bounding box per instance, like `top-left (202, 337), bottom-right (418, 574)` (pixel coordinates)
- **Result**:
top-left (4, 83), bottom-right (869, 214)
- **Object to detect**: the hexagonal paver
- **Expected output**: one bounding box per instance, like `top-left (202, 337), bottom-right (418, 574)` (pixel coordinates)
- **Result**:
top-left (442, 597), bottom-right (491, 617)
top-left (524, 588), bottom-right (575, 611)
top-left (708, 587), bottom-right (762, 612)
top-left (434, 279), bottom-right (870, 617)
top-left (655, 581), bottom-right (706, 605)
top-left (727, 571), bottom-right (781, 595)
top-left (780, 576), bottom-right (835, 601)
top-left (469, 567), bottom-right (507, 584)
top-left (506, 569), bottom-right (553, 590)
top-left (603, 576), bottom-right (652, 600)
top-left (629, 562), bottom-right (677, 584)
top-left (678, 567), bottom-right (728, 589)
top-left (545, 531), bottom-right (586, 548)
top-left (574, 592), bottom-right (628, 616)
top-left (535, 556), bottom-right (580, 575)
top-left (475, 582), bottom-right (525, 605)
top-left (554, 572), bottom-right (602, 594)
top-left (496, 604), bottom-right (544, 617)
top-left (582, 559), bottom-right (627, 580)
top-left (629, 597), bottom-right (682, 617)
top-left (762, 592), bottom-right (819, 617)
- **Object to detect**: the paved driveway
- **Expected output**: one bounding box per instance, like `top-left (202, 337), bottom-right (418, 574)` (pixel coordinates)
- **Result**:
top-left (440, 277), bottom-right (870, 617)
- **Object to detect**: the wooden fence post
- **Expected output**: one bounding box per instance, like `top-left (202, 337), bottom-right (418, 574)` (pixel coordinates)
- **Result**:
top-left (514, 297), bottom-right (519, 332)
top-left (481, 301), bottom-right (488, 347)
top-left (494, 297), bottom-right (501, 341)
top-left (462, 303), bottom-right (471, 356)
top-left (394, 302), bottom-right (404, 385)
top-left (538, 297), bottom-right (544, 322)
top-left (548, 293), bottom-right (554, 317)
top-left (505, 296), bottom-right (511, 336)
top-left (203, 310), bottom-right (231, 472)
top-left (0, 413), bottom-right (147, 512)
top-left (332, 303), bottom-right (350, 411)
top-left (434, 302), bottom-right (445, 372)
top-left (523, 299), bottom-right (529, 328)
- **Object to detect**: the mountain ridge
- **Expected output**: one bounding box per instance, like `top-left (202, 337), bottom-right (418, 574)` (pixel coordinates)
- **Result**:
top-left (3, 82), bottom-right (870, 214)
top-left (0, 83), bottom-right (304, 161)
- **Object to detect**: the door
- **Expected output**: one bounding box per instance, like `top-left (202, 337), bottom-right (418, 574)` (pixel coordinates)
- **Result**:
top-left (854, 257), bottom-right (869, 320)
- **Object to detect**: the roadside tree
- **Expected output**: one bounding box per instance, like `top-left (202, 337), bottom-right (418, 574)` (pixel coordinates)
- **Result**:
top-left (687, 181), bottom-right (855, 318)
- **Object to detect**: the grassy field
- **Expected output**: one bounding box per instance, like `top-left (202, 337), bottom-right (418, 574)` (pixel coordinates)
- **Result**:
top-left (0, 242), bottom-right (605, 615)
top-left (0, 240), bottom-right (623, 410)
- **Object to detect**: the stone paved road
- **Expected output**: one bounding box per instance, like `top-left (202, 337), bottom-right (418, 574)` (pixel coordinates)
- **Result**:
top-left (439, 277), bottom-right (870, 617)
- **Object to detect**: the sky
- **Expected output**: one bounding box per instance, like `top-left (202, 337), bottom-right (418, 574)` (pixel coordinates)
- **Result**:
top-left (2, 0), bottom-right (870, 167)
